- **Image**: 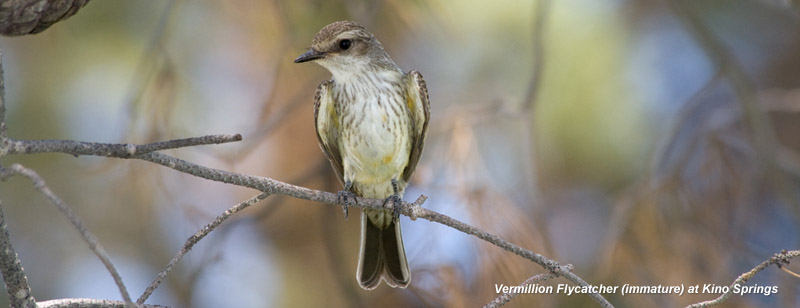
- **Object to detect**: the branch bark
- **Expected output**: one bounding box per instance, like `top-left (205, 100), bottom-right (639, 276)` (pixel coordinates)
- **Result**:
top-left (38, 298), bottom-right (167, 308)
top-left (2, 134), bottom-right (242, 157)
top-left (0, 200), bottom-right (36, 308)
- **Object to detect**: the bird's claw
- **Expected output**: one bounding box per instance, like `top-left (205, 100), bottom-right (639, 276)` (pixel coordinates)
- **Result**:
top-left (383, 194), bottom-right (402, 221)
top-left (337, 190), bottom-right (357, 219)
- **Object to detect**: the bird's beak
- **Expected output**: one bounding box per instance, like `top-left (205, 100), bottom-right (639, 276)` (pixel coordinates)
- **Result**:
top-left (294, 49), bottom-right (325, 63)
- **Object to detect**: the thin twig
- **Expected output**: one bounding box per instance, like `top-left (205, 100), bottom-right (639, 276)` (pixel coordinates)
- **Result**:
top-left (685, 250), bottom-right (800, 308)
top-left (137, 193), bottom-right (270, 304)
top-left (2, 134), bottom-right (242, 158)
top-left (138, 151), bottom-right (332, 204)
top-left (0, 200), bottom-right (36, 308)
top-left (0, 164), bottom-right (134, 305)
top-left (484, 265), bottom-right (570, 308)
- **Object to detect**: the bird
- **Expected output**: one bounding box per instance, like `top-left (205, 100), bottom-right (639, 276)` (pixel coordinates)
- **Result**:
top-left (294, 20), bottom-right (430, 290)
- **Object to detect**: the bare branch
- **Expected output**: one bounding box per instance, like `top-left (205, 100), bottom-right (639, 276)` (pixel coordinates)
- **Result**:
top-left (0, 164), bottom-right (133, 305)
top-left (0, 0), bottom-right (91, 36)
top-left (0, 200), bottom-right (36, 308)
top-left (484, 265), bottom-right (570, 308)
top-left (686, 250), bottom-right (800, 308)
top-left (38, 298), bottom-right (167, 308)
top-left (2, 134), bottom-right (242, 158)
top-left (137, 151), bottom-right (334, 204)
top-left (137, 193), bottom-right (270, 305)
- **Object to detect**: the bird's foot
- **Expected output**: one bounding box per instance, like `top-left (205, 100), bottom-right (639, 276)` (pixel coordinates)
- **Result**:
top-left (337, 190), bottom-right (357, 219)
top-left (337, 180), bottom-right (357, 219)
top-left (383, 194), bottom-right (402, 221)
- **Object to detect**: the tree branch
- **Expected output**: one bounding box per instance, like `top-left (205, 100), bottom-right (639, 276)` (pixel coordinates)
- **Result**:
top-left (686, 250), bottom-right (800, 308)
top-left (38, 298), bottom-right (167, 308)
top-left (0, 200), bottom-right (36, 308)
top-left (2, 134), bottom-right (242, 157)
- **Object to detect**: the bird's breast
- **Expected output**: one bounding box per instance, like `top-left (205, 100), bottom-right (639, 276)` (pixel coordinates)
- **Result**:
top-left (335, 81), bottom-right (411, 188)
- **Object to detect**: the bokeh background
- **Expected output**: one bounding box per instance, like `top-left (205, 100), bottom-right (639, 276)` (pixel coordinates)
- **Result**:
top-left (1, 0), bottom-right (800, 307)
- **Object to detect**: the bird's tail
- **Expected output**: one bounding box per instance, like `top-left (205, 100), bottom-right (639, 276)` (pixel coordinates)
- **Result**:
top-left (356, 209), bottom-right (410, 289)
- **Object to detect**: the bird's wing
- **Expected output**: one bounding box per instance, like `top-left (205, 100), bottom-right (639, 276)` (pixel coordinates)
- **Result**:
top-left (402, 70), bottom-right (431, 182)
top-left (314, 80), bottom-right (345, 185)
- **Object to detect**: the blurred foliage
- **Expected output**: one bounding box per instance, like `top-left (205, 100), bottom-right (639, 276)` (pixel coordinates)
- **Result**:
top-left (1, 0), bottom-right (799, 307)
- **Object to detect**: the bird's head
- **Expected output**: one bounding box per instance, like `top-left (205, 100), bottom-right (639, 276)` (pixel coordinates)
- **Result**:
top-left (294, 21), bottom-right (397, 79)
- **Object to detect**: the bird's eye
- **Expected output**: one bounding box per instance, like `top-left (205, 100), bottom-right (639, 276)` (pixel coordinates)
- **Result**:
top-left (339, 39), bottom-right (352, 50)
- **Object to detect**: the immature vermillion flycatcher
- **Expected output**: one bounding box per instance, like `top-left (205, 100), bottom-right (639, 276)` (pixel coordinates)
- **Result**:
top-left (294, 21), bottom-right (430, 290)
